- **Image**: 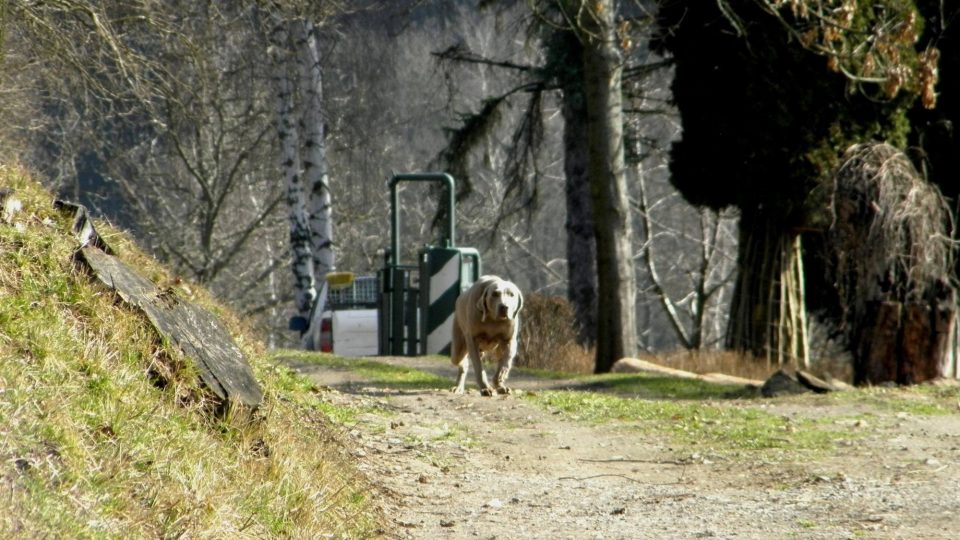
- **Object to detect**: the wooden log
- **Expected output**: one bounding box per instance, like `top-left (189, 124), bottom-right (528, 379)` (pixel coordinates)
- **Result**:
top-left (611, 357), bottom-right (764, 386)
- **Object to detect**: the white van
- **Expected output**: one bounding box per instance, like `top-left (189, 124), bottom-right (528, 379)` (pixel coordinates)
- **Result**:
top-left (305, 274), bottom-right (379, 356)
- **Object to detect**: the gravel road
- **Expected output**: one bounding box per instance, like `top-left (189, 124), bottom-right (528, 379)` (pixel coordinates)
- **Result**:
top-left (284, 356), bottom-right (960, 540)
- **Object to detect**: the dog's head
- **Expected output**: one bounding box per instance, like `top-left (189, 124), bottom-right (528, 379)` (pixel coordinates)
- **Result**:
top-left (477, 279), bottom-right (523, 322)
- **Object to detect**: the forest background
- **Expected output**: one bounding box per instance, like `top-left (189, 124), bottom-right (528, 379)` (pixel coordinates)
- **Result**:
top-left (2, 0), bottom-right (957, 380)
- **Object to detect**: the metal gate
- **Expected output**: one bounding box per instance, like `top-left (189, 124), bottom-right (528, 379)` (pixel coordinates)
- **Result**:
top-left (378, 173), bottom-right (481, 356)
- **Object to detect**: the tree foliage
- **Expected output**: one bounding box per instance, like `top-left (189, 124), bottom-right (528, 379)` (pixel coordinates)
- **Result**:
top-left (655, 0), bottom-right (958, 369)
top-left (909, 1), bottom-right (960, 204)
top-left (655, 0), bottom-right (919, 222)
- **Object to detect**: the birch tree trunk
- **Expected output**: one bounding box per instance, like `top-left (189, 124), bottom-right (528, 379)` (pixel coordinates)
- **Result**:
top-left (270, 21), bottom-right (316, 326)
top-left (294, 20), bottom-right (335, 284)
top-left (578, 0), bottom-right (638, 372)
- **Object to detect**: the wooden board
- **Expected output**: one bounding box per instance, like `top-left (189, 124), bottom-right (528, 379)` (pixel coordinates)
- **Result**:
top-left (78, 247), bottom-right (264, 409)
top-left (55, 197), bottom-right (264, 410)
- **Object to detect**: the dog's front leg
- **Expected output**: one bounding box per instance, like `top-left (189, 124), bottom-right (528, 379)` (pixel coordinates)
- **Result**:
top-left (466, 336), bottom-right (494, 396)
top-left (493, 338), bottom-right (518, 395)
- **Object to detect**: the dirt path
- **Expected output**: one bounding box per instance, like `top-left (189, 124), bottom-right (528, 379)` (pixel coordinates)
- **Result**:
top-left (283, 356), bottom-right (960, 540)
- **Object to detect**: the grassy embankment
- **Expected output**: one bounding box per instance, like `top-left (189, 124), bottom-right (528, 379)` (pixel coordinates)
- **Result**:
top-left (0, 166), bottom-right (380, 538)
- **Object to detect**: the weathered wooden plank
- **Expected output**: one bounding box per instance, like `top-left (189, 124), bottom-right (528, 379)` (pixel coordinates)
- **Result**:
top-left (78, 246), bottom-right (264, 409)
top-left (53, 199), bottom-right (112, 253)
top-left (57, 200), bottom-right (263, 410)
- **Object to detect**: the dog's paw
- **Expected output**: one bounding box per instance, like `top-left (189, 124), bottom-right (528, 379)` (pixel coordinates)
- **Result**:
top-left (480, 387), bottom-right (495, 397)
top-left (451, 386), bottom-right (465, 394)
top-left (495, 386), bottom-right (512, 395)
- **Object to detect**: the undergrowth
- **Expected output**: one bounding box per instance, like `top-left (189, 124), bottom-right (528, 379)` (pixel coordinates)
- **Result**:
top-left (0, 165), bottom-right (380, 538)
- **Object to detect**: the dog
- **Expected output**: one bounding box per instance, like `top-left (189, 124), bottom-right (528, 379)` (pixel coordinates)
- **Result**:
top-left (451, 275), bottom-right (524, 396)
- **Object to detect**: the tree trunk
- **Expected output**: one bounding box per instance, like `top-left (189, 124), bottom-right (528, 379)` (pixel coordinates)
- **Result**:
top-left (294, 20), bottom-right (335, 284)
top-left (270, 21), bottom-right (315, 326)
top-left (561, 71), bottom-right (597, 346)
top-left (900, 302), bottom-right (954, 384)
top-left (725, 208), bottom-right (808, 367)
top-left (579, 0), bottom-right (638, 372)
top-left (854, 298), bottom-right (957, 385)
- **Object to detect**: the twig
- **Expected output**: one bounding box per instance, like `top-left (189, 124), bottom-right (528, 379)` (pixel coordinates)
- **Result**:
top-left (558, 474), bottom-right (644, 483)
top-left (577, 458), bottom-right (685, 465)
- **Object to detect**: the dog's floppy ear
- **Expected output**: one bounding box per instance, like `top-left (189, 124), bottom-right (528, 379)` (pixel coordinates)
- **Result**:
top-left (476, 284), bottom-right (490, 322)
top-left (512, 286), bottom-right (524, 319)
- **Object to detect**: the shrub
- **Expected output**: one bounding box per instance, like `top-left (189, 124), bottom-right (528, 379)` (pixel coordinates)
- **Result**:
top-left (517, 294), bottom-right (594, 374)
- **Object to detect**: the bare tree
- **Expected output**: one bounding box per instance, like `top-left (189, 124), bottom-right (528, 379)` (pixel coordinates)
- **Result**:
top-left (6, 1), bottom-right (301, 345)
top-left (634, 169), bottom-right (738, 350)
top-left (269, 16), bottom-right (316, 327)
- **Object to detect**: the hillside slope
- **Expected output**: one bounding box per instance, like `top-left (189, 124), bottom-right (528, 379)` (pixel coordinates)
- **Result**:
top-left (0, 165), bottom-right (380, 538)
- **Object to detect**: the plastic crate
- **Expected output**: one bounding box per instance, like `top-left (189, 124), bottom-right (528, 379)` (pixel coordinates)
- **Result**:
top-left (327, 275), bottom-right (379, 309)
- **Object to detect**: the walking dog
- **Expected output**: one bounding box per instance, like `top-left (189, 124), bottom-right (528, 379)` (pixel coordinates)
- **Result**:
top-left (451, 275), bottom-right (524, 396)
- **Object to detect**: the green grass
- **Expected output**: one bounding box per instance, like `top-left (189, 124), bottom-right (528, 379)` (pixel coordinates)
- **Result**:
top-left (525, 390), bottom-right (853, 456)
top-left (277, 350), bottom-right (452, 390)
top-left (801, 383), bottom-right (960, 416)
top-left (276, 349), bottom-right (864, 459)
top-left (258, 361), bottom-right (384, 425)
top-left (0, 166), bottom-right (380, 538)
top-left (556, 372), bottom-right (742, 400)
top-left (275, 341), bottom-right (960, 465)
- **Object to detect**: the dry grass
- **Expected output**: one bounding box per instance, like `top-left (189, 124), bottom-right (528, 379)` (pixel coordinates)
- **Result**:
top-left (517, 294), bottom-right (594, 374)
top-left (645, 350), bottom-right (853, 383)
top-left (0, 165), bottom-right (381, 538)
top-left (517, 293), bottom-right (854, 382)
top-left (829, 142), bottom-right (954, 311)
top-left (644, 350), bottom-right (778, 381)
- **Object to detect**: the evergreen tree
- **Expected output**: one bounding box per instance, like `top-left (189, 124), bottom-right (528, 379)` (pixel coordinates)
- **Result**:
top-left (655, 0), bottom-right (931, 361)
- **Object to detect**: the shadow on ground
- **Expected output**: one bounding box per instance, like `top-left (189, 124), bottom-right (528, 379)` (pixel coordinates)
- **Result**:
top-left (275, 354), bottom-right (759, 400)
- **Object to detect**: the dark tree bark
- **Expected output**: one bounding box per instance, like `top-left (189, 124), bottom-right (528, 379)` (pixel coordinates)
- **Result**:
top-left (561, 68), bottom-right (597, 347)
top-left (579, 0), bottom-right (638, 372)
top-left (853, 300), bottom-right (956, 385)
top-left (725, 207), bottom-right (810, 366)
top-left (725, 209), bottom-right (783, 357)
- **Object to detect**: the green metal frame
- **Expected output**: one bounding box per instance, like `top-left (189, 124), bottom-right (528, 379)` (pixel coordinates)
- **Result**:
top-left (380, 173), bottom-right (459, 356)
top-left (390, 172), bottom-right (456, 257)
